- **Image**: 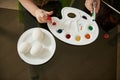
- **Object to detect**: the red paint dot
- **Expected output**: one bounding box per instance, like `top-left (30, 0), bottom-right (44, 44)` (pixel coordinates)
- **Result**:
top-left (66, 34), bottom-right (71, 39)
top-left (52, 22), bottom-right (56, 25)
top-left (47, 15), bottom-right (52, 21)
top-left (104, 33), bottom-right (109, 39)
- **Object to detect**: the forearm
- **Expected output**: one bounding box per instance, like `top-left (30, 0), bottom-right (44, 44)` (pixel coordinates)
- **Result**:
top-left (19, 0), bottom-right (40, 17)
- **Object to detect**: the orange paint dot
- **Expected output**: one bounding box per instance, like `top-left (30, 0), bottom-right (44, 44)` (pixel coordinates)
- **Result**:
top-left (85, 34), bottom-right (90, 39)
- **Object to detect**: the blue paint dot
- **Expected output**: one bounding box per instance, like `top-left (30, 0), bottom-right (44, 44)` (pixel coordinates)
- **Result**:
top-left (57, 29), bottom-right (63, 33)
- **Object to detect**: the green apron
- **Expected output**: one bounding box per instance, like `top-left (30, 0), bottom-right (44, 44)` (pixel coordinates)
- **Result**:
top-left (60, 0), bottom-right (74, 7)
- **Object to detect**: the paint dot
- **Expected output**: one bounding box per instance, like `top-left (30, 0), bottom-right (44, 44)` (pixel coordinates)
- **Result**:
top-left (92, 19), bottom-right (95, 21)
top-left (66, 34), bottom-right (71, 39)
top-left (57, 29), bottom-right (63, 33)
top-left (47, 15), bottom-right (52, 21)
top-left (67, 13), bottom-right (76, 18)
top-left (103, 33), bottom-right (109, 39)
top-left (88, 26), bottom-right (93, 31)
top-left (82, 16), bottom-right (87, 20)
top-left (85, 34), bottom-right (90, 39)
top-left (75, 35), bottom-right (81, 41)
top-left (52, 22), bottom-right (56, 25)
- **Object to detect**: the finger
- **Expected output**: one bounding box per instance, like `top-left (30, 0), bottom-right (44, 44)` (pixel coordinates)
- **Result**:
top-left (47, 19), bottom-right (52, 23)
top-left (46, 11), bottom-right (53, 16)
top-left (85, 1), bottom-right (93, 13)
top-left (96, 1), bottom-right (100, 13)
top-left (88, 4), bottom-right (93, 13)
top-left (39, 13), bottom-right (44, 17)
top-left (47, 15), bottom-right (52, 21)
top-left (40, 18), bottom-right (47, 23)
top-left (40, 14), bottom-right (49, 23)
top-left (37, 17), bottom-right (47, 23)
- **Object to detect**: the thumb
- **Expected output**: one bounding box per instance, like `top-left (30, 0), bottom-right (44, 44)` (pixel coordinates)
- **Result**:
top-left (46, 11), bottom-right (53, 16)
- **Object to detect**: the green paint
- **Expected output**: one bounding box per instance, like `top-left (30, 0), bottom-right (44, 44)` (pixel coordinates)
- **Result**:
top-left (88, 26), bottom-right (93, 30)
top-left (91, 13), bottom-right (94, 17)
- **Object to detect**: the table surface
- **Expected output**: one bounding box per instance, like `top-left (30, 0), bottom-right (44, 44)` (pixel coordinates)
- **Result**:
top-left (19, 0), bottom-right (118, 79)
top-left (0, 5), bottom-right (119, 80)
top-left (29, 26), bottom-right (117, 80)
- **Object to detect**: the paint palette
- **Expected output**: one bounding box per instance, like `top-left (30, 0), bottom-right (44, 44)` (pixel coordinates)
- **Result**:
top-left (47, 7), bottom-right (99, 45)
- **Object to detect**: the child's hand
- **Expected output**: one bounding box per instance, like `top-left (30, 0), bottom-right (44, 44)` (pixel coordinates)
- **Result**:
top-left (85, 0), bottom-right (100, 13)
top-left (35, 9), bottom-right (53, 23)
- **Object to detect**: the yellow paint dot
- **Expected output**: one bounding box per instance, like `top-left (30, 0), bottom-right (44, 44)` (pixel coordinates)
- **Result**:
top-left (75, 35), bottom-right (81, 41)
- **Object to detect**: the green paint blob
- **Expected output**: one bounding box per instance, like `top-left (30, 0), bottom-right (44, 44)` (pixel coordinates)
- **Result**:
top-left (88, 26), bottom-right (93, 31)
top-left (91, 13), bottom-right (94, 17)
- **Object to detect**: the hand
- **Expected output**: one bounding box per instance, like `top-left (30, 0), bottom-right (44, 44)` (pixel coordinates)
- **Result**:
top-left (35, 9), bottom-right (53, 23)
top-left (85, 0), bottom-right (100, 13)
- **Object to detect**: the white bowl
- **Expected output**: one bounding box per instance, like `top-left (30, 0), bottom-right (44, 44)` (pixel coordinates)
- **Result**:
top-left (17, 28), bottom-right (56, 65)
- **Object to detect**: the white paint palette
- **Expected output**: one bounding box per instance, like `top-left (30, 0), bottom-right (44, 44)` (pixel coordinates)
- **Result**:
top-left (17, 28), bottom-right (56, 65)
top-left (47, 7), bottom-right (99, 45)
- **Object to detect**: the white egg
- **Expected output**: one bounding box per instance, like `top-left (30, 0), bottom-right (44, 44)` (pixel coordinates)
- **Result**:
top-left (19, 42), bottom-right (31, 54)
top-left (30, 43), bottom-right (44, 56)
top-left (32, 29), bottom-right (44, 41)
